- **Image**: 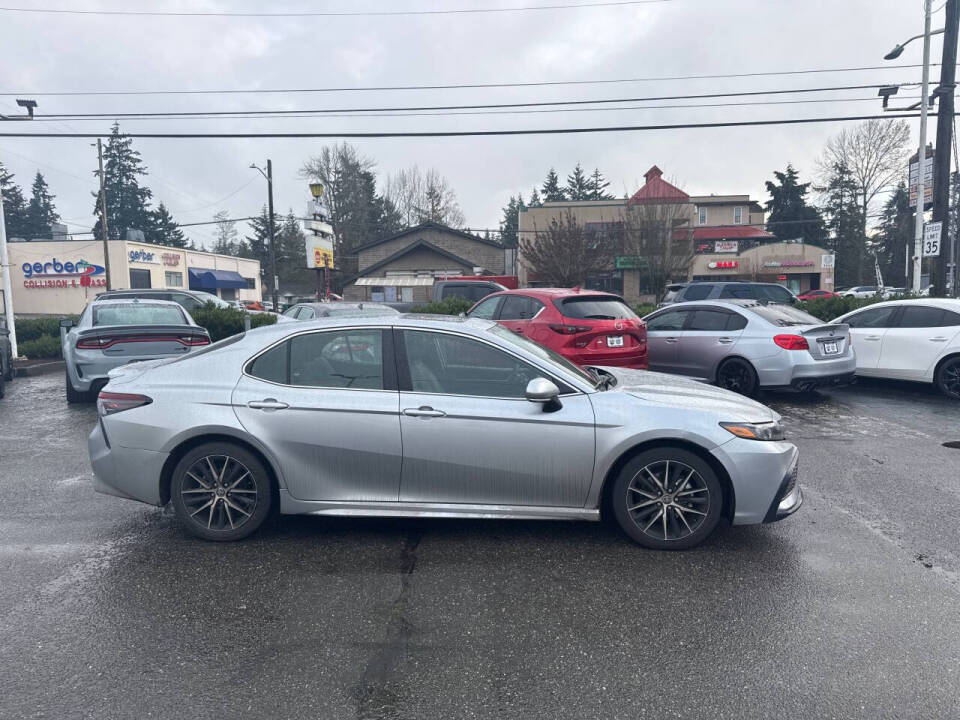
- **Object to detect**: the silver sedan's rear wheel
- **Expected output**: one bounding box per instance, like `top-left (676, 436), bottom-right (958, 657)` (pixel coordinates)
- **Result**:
top-left (170, 442), bottom-right (272, 541)
top-left (716, 358), bottom-right (758, 397)
top-left (611, 448), bottom-right (724, 550)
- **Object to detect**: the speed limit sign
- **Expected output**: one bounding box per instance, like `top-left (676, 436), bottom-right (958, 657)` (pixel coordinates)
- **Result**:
top-left (923, 222), bottom-right (942, 257)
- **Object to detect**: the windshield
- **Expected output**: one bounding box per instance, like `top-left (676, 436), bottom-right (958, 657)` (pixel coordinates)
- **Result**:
top-left (488, 324), bottom-right (598, 388)
top-left (92, 304), bottom-right (187, 326)
top-left (555, 296), bottom-right (637, 320)
top-left (744, 303), bottom-right (822, 327)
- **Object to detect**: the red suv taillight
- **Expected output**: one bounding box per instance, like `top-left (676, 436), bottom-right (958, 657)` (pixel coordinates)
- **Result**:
top-left (773, 334), bottom-right (809, 350)
top-left (97, 392), bottom-right (153, 416)
top-left (548, 323), bottom-right (591, 335)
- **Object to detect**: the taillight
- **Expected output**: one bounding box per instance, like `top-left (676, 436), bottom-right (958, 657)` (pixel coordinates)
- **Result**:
top-left (77, 336), bottom-right (110, 349)
top-left (773, 334), bottom-right (809, 350)
top-left (180, 335), bottom-right (210, 346)
top-left (548, 323), bottom-right (591, 335)
top-left (97, 392), bottom-right (153, 416)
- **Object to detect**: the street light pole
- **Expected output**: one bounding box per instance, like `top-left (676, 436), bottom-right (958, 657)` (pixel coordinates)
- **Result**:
top-left (250, 160), bottom-right (279, 312)
top-left (96, 138), bottom-right (112, 290)
top-left (912, 0), bottom-right (934, 295)
top-left (932, 0), bottom-right (959, 296)
top-left (0, 190), bottom-right (18, 359)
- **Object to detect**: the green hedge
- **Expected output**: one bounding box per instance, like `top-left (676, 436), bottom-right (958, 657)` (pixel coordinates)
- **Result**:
top-left (16, 315), bottom-right (78, 343)
top-left (634, 303), bottom-right (657, 319)
top-left (19, 335), bottom-right (62, 359)
top-left (188, 304), bottom-right (277, 342)
top-left (795, 295), bottom-right (885, 321)
top-left (411, 296), bottom-right (475, 316)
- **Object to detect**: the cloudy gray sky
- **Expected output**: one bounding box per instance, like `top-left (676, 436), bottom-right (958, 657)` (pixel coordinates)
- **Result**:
top-left (0, 0), bottom-right (938, 248)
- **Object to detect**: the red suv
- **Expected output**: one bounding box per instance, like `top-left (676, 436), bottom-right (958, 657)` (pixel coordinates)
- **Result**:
top-left (466, 288), bottom-right (648, 369)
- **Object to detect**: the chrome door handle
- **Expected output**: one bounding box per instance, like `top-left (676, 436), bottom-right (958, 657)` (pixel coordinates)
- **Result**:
top-left (664, 337), bottom-right (679, 344)
top-left (864, 335), bottom-right (881, 341)
top-left (248, 399), bottom-right (289, 410)
top-left (718, 337), bottom-right (734, 344)
top-left (403, 406), bottom-right (446, 418)
top-left (930, 337), bottom-right (948, 342)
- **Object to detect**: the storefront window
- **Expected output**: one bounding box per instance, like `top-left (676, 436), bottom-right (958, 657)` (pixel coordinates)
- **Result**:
top-left (165, 271), bottom-right (183, 287)
top-left (220, 288), bottom-right (237, 301)
top-left (129, 268), bottom-right (151, 289)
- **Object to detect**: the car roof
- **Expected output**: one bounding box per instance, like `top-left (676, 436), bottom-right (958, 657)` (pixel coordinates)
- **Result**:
top-left (843, 298), bottom-right (960, 312)
top-left (486, 287), bottom-right (621, 300)
top-left (300, 302), bottom-right (396, 311)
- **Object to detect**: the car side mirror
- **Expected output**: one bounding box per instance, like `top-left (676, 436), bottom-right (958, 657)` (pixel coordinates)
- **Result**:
top-left (59, 318), bottom-right (74, 329)
top-left (525, 377), bottom-right (562, 412)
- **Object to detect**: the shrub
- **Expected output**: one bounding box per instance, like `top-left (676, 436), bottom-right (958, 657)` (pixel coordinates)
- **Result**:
top-left (796, 295), bottom-right (885, 321)
top-left (189, 303), bottom-right (277, 342)
top-left (20, 335), bottom-right (62, 360)
top-left (15, 315), bottom-right (77, 343)
top-left (633, 303), bottom-right (657, 319)
top-left (411, 296), bottom-right (475, 316)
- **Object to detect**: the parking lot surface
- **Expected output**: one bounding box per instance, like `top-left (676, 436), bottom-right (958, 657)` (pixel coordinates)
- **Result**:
top-left (1, 373), bottom-right (960, 719)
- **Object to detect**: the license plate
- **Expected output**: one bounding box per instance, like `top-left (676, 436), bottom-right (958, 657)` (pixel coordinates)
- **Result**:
top-left (607, 336), bottom-right (624, 348)
top-left (822, 341), bottom-right (838, 355)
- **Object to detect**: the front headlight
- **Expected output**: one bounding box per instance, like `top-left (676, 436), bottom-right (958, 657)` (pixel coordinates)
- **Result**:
top-left (720, 421), bottom-right (785, 441)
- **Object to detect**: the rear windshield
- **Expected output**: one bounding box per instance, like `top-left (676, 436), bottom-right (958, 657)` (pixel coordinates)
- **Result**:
top-left (743, 303), bottom-right (822, 327)
top-left (93, 304), bottom-right (186, 327)
top-left (555, 296), bottom-right (637, 320)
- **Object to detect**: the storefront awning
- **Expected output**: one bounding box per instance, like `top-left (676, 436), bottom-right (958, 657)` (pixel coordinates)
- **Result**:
top-left (188, 267), bottom-right (248, 290)
top-left (353, 276), bottom-right (435, 287)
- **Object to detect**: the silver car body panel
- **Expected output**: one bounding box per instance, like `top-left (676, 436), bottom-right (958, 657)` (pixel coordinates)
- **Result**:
top-left (90, 314), bottom-right (800, 529)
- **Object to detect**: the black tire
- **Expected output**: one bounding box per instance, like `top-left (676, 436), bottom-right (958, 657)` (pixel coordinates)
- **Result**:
top-left (3, 352), bottom-right (12, 382)
top-left (716, 357), bottom-right (758, 397)
top-left (935, 355), bottom-right (960, 400)
top-left (611, 447), bottom-right (724, 550)
top-left (0, 372), bottom-right (5, 399)
top-left (65, 372), bottom-right (94, 404)
top-left (170, 442), bottom-right (272, 541)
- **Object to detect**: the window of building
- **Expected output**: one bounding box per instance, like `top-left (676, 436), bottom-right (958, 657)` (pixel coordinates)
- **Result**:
top-left (129, 268), bottom-right (151, 289)
top-left (220, 288), bottom-right (237, 301)
top-left (244, 277), bottom-right (256, 289)
top-left (734, 207), bottom-right (743, 225)
top-left (165, 271), bottom-right (183, 287)
top-left (698, 207), bottom-right (707, 225)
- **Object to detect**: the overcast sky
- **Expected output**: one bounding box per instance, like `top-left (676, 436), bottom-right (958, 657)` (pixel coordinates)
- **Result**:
top-left (0, 0), bottom-right (940, 249)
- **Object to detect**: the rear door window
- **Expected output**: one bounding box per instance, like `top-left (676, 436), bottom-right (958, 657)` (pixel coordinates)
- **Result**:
top-left (719, 285), bottom-right (757, 300)
top-left (758, 285), bottom-right (795, 303)
top-left (645, 310), bottom-right (690, 332)
top-left (844, 306), bottom-right (899, 329)
top-left (289, 330), bottom-right (384, 389)
top-left (942, 310), bottom-right (960, 327)
top-left (687, 309), bottom-right (735, 331)
top-left (556, 296), bottom-right (636, 319)
top-left (898, 306), bottom-right (944, 328)
top-left (467, 296), bottom-right (502, 320)
top-left (681, 284), bottom-right (714, 301)
top-left (499, 295), bottom-right (543, 320)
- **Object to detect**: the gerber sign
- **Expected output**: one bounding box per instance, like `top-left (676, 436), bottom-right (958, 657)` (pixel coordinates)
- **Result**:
top-left (21, 258), bottom-right (107, 289)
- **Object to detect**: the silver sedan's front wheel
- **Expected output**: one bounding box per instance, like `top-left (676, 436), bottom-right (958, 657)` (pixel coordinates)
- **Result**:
top-left (170, 443), bottom-right (272, 541)
top-left (612, 448), bottom-right (723, 550)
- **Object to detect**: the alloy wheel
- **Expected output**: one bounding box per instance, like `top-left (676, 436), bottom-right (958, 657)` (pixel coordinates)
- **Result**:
top-left (179, 455), bottom-right (259, 532)
top-left (718, 361), bottom-right (753, 394)
top-left (625, 460), bottom-right (710, 542)
top-left (941, 359), bottom-right (960, 399)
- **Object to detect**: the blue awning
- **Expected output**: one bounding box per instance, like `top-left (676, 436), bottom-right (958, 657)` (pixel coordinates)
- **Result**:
top-left (188, 267), bottom-right (248, 289)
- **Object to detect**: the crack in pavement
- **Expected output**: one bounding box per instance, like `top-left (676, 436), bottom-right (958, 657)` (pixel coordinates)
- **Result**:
top-left (353, 530), bottom-right (423, 720)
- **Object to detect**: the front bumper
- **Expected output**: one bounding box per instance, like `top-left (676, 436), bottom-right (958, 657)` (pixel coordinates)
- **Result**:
top-left (763, 452), bottom-right (802, 522)
top-left (88, 419), bottom-right (168, 506)
top-left (712, 439), bottom-right (800, 525)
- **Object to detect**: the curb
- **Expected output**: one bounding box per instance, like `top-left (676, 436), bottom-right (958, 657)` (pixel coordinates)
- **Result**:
top-left (14, 360), bottom-right (65, 377)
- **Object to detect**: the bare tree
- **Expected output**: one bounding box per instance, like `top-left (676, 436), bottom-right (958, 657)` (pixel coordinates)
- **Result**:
top-left (622, 200), bottom-right (695, 295)
top-left (383, 166), bottom-right (465, 228)
top-left (817, 119), bottom-right (911, 233)
top-left (212, 210), bottom-right (238, 256)
top-left (520, 211), bottom-right (614, 286)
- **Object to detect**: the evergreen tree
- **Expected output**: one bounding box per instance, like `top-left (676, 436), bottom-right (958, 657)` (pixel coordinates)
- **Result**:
top-left (588, 168), bottom-right (614, 200)
top-left (541, 168), bottom-right (566, 202)
top-left (566, 163), bottom-right (591, 201)
top-left (764, 164), bottom-right (825, 245)
top-left (499, 194), bottom-right (526, 249)
top-left (874, 183), bottom-right (911, 287)
top-left (527, 188), bottom-right (542, 207)
top-left (820, 161), bottom-right (864, 286)
top-left (0, 161), bottom-right (29, 239)
top-left (244, 206), bottom-right (272, 271)
top-left (92, 122), bottom-right (154, 241)
top-left (212, 210), bottom-right (239, 255)
top-left (149, 202), bottom-right (188, 248)
top-left (24, 172), bottom-right (59, 239)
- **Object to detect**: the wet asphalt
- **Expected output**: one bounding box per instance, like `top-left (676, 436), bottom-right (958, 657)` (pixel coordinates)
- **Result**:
top-left (1, 373), bottom-right (960, 719)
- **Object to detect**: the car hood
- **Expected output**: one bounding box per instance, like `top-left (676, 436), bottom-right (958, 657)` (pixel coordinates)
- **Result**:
top-left (598, 367), bottom-right (780, 423)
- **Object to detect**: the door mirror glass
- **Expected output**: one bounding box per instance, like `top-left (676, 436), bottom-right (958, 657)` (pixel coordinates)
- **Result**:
top-left (525, 377), bottom-right (560, 407)
top-left (59, 318), bottom-right (74, 329)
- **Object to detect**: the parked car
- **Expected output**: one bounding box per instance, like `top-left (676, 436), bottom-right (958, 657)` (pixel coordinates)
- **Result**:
top-left (467, 288), bottom-right (648, 369)
top-left (796, 289), bottom-right (839, 301)
top-left (838, 286), bottom-right (880, 299)
top-left (278, 302), bottom-right (400, 322)
top-left (643, 299), bottom-right (855, 395)
top-left (242, 300), bottom-right (265, 311)
top-left (0, 314), bottom-right (13, 399)
top-left (834, 299), bottom-right (960, 399)
top-left (61, 299), bottom-right (211, 403)
top-left (89, 314), bottom-right (801, 549)
top-left (659, 283), bottom-right (687, 307)
top-left (662, 282), bottom-right (797, 305)
top-left (96, 288), bottom-right (232, 312)
top-left (384, 279), bottom-right (509, 312)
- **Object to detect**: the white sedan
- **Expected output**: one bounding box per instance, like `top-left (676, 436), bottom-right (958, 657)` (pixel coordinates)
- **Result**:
top-left (839, 286), bottom-right (881, 299)
top-left (835, 299), bottom-right (960, 399)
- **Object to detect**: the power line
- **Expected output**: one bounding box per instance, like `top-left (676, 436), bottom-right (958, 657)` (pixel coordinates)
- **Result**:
top-left (1, 65), bottom-right (934, 97)
top-left (0, 1), bottom-right (670, 18)
top-left (0, 113), bottom-right (927, 139)
top-left (19, 94), bottom-right (926, 123)
top-left (10, 83), bottom-right (919, 120)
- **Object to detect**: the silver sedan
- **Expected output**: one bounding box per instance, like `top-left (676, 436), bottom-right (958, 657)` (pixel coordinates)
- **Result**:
top-left (643, 299), bottom-right (856, 395)
top-left (88, 315), bottom-right (801, 549)
top-left (61, 299), bottom-right (210, 403)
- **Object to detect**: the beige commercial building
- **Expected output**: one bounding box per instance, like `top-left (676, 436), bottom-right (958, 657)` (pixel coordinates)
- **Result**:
top-left (8, 238), bottom-right (262, 316)
top-left (690, 241), bottom-right (835, 294)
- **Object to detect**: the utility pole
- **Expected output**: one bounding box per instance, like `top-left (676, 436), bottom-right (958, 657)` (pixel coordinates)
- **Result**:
top-left (912, 0), bottom-right (934, 295)
top-left (932, 0), bottom-right (959, 296)
top-left (0, 189), bottom-right (18, 359)
top-left (96, 138), bottom-right (112, 290)
top-left (266, 159), bottom-right (278, 312)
